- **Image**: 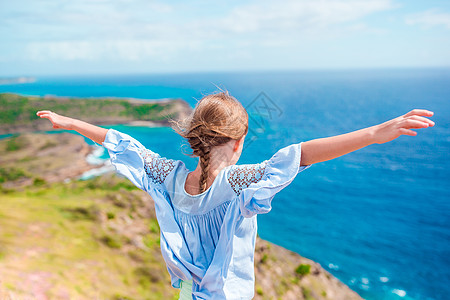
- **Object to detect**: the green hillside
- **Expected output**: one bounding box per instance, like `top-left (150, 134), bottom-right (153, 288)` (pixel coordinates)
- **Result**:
top-left (0, 93), bottom-right (191, 134)
top-left (0, 175), bottom-right (177, 299)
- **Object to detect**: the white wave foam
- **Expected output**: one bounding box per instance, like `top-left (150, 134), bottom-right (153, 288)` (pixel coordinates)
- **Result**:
top-left (360, 284), bottom-right (370, 290)
top-left (328, 263), bottom-right (339, 270)
top-left (379, 276), bottom-right (389, 283)
top-left (86, 146), bottom-right (106, 165)
top-left (361, 277), bottom-right (369, 285)
top-left (79, 163), bottom-right (114, 180)
top-left (392, 289), bottom-right (406, 297)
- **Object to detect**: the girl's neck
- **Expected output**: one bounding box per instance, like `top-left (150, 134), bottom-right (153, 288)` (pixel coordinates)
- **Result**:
top-left (195, 155), bottom-right (231, 177)
top-left (185, 149), bottom-right (236, 195)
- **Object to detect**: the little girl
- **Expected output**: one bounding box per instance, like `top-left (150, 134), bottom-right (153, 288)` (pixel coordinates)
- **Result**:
top-left (37, 91), bottom-right (434, 300)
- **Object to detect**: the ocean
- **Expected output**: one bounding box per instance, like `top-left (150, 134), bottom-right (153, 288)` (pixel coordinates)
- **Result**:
top-left (1, 69), bottom-right (449, 300)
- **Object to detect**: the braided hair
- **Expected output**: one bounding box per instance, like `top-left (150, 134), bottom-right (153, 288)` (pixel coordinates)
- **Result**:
top-left (172, 91), bottom-right (248, 193)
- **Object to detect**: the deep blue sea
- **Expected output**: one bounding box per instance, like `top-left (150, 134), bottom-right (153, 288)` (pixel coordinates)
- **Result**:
top-left (1, 69), bottom-right (449, 300)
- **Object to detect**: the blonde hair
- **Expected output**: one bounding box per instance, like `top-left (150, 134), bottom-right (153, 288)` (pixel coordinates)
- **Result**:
top-left (172, 91), bottom-right (248, 193)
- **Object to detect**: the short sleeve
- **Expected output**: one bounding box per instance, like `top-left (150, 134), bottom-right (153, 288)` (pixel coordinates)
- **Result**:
top-left (228, 142), bottom-right (311, 218)
top-left (227, 161), bottom-right (269, 196)
top-left (101, 129), bottom-right (177, 191)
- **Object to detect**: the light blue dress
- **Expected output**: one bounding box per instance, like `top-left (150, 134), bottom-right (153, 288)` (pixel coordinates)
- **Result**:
top-left (102, 129), bottom-right (312, 299)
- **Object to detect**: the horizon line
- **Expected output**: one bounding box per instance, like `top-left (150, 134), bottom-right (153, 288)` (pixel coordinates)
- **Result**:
top-left (1, 65), bottom-right (450, 78)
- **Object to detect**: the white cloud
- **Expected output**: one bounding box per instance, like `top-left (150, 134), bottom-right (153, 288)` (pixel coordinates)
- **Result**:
top-left (16, 0), bottom-right (394, 41)
top-left (17, 0), bottom-right (395, 62)
top-left (25, 40), bottom-right (186, 62)
top-left (216, 0), bottom-right (394, 35)
top-left (406, 9), bottom-right (450, 30)
top-left (3, 0), bottom-right (401, 72)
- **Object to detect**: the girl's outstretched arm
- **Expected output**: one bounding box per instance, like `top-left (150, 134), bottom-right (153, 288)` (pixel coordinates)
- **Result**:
top-left (36, 110), bottom-right (108, 145)
top-left (300, 109), bottom-right (435, 166)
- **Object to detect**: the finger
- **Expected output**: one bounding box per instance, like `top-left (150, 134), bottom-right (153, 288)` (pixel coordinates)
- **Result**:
top-left (403, 109), bottom-right (434, 118)
top-left (407, 115), bottom-right (435, 126)
top-left (399, 128), bottom-right (417, 136)
top-left (38, 114), bottom-right (55, 122)
top-left (403, 119), bottom-right (430, 129)
top-left (36, 110), bottom-right (53, 116)
top-left (38, 113), bottom-right (52, 119)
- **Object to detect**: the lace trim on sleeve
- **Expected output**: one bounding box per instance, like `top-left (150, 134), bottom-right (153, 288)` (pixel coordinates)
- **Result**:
top-left (138, 148), bottom-right (177, 185)
top-left (227, 161), bottom-right (268, 195)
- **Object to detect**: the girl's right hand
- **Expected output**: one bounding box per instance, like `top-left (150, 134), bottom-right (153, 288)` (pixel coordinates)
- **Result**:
top-left (36, 110), bottom-right (75, 130)
top-left (372, 109), bottom-right (435, 144)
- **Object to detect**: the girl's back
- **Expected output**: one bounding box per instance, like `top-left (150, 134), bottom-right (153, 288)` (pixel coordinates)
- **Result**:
top-left (102, 126), bottom-right (311, 299)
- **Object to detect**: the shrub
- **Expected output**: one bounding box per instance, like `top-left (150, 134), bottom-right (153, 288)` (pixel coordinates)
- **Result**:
top-left (100, 234), bottom-right (122, 249)
top-left (260, 253), bottom-right (268, 264)
top-left (61, 205), bottom-right (99, 221)
top-left (295, 264), bottom-right (311, 276)
top-left (112, 294), bottom-right (134, 300)
top-left (148, 219), bottom-right (159, 233)
top-left (0, 167), bottom-right (26, 183)
top-left (302, 287), bottom-right (314, 300)
top-left (134, 266), bottom-right (164, 285)
top-left (39, 141), bottom-right (57, 150)
top-left (33, 177), bottom-right (46, 186)
top-left (6, 135), bottom-right (26, 151)
top-left (256, 285), bottom-right (264, 296)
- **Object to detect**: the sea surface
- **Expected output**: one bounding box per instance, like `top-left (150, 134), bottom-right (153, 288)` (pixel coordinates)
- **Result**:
top-left (1, 69), bottom-right (449, 300)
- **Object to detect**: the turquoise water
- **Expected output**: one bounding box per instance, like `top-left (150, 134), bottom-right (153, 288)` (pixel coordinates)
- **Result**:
top-left (1, 69), bottom-right (449, 300)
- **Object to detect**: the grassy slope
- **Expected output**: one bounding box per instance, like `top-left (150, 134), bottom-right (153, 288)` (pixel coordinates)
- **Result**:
top-left (0, 175), bottom-right (177, 300)
top-left (0, 133), bottom-right (177, 299)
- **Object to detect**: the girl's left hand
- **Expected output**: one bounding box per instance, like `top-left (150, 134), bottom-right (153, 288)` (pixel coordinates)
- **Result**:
top-left (373, 109), bottom-right (435, 144)
top-left (36, 110), bottom-right (75, 130)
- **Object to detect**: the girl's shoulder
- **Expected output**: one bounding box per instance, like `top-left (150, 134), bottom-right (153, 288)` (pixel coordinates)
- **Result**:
top-left (226, 161), bottom-right (269, 196)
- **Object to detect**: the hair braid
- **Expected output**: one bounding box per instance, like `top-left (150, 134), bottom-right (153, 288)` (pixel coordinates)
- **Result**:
top-left (170, 91), bottom-right (249, 194)
top-left (198, 145), bottom-right (211, 193)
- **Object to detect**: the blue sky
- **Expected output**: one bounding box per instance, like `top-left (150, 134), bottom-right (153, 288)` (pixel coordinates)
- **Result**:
top-left (1, 0), bottom-right (449, 76)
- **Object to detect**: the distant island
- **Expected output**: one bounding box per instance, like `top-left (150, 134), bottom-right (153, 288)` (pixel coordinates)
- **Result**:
top-left (0, 93), bottom-right (192, 134)
top-left (0, 77), bottom-right (36, 85)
